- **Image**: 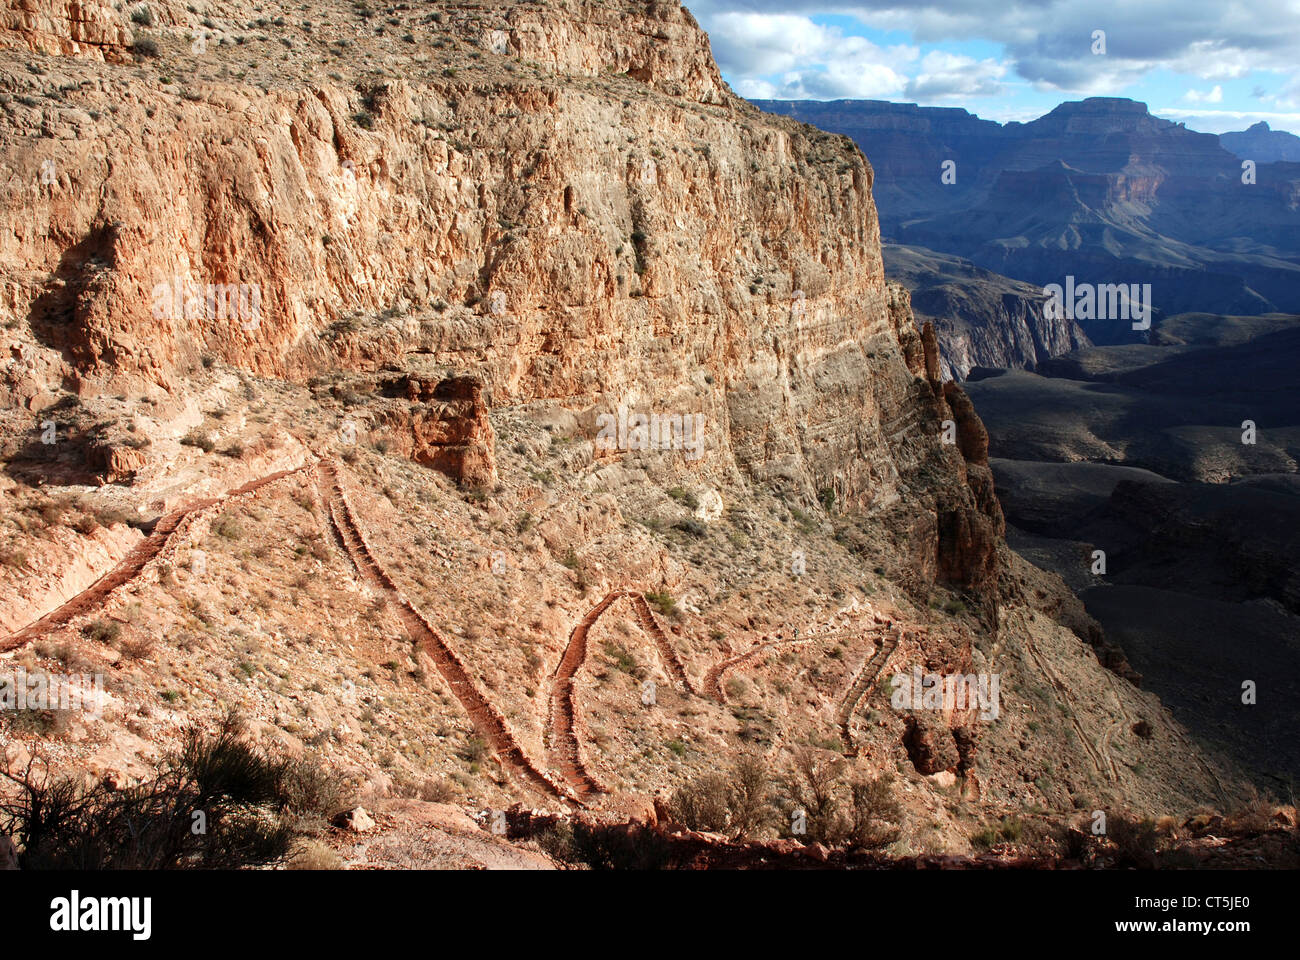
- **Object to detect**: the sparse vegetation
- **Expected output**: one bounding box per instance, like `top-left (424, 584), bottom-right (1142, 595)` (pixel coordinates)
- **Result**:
top-left (0, 713), bottom-right (344, 869)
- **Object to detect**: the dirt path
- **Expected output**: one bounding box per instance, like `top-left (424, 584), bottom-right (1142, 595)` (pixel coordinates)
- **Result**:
top-left (1021, 634), bottom-right (1113, 781)
top-left (836, 629), bottom-right (900, 756)
top-left (629, 593), bottom-right (695, 694)
top-left (545, 589), bottom-right (698, 799)
top-left (1, 465), bottom-right (309, 654)
top-left (316, 459), bottom-right (576, 805)
top-left (547, 590), bottom-right (624, 800)
top-left (705, 634), bottom-right (815, 702)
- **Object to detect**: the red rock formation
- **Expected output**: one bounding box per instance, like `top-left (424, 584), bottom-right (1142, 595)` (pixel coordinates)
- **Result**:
top-left (378, 375), bottom-right (496, 487)
top-left (87, 440), bottom-right (146, 483)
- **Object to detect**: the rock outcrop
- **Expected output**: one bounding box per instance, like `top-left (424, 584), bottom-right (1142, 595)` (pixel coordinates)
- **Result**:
top-left (884, 243), bottom-right (1090, 379)
top-left (378, 375), bottom-right (497, 487)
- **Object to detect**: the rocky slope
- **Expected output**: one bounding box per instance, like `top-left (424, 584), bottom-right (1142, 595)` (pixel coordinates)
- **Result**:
top-left (968, 310), bottom-right (1300, 789)
top-left (883, 243), bottom-right (1089, 379)
top-left (0, 0), bottom-right (1251, 863)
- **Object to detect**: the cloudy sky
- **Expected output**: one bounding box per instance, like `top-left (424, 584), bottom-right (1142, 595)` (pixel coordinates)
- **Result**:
top-left (686, 0), bottom-right (1300, 134)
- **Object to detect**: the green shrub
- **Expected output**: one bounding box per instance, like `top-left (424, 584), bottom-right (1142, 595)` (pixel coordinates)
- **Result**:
top-left (644, 591), bottom-right (676, 616)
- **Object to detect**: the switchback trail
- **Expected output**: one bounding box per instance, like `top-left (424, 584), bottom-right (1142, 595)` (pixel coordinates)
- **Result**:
top-left (707, 632), bottom-right (806, 697)
top-left (548, 590), bottom-right (623, 800)
top-left (1022, 634), bottom-right (1113, 781)
top-left (630, 593), bottom-right (695, 695)
top-left (703, 624), bottom-right (873, 703)
top-left (836, 628), bottom-right (900, 756)
top-left (317, 459), bottom-right (576, 805)
top-left (546, 589), bottom-right (697, 799)
top-left (1, 465), bottom-right (309, 653)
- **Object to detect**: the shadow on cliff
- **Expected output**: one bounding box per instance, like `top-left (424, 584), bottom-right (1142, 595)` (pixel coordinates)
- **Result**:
top-left (26, 224), bottom-right (122, 377)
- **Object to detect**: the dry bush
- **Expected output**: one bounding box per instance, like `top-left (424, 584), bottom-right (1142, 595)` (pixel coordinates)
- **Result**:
top-left (1107, 813), bottom-right (1159, 868)
top-left (781, 748), bottom-right (850, 845)
top-left (667, 754), bottom-right (776, 840)
top-left (848, 775), bottom-right (902, 850)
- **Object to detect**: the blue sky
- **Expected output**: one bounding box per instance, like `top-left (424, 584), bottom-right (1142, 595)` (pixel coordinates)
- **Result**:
top-left (687, 1), bottom-right (1300, 134)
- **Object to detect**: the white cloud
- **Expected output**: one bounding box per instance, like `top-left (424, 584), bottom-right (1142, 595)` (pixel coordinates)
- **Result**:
top-left (688, 1), bottom-right (1300, 102)
top-left (905, 51), bottom-right (1008, 100)
top-left (1184, 85), bottom-right (1224, 104)
top-left (704, 11), bottom-right (917, 99)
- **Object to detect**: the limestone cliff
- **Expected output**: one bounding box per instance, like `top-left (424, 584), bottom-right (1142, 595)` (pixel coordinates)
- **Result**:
top-left (0, 0), bottom-right (997, 595)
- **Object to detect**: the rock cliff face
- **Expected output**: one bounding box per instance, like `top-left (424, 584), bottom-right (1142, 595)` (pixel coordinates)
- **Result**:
top-left (883, 243), bottom-right (1089, 379)
top-left (0, 0), bottom-right (993, 588)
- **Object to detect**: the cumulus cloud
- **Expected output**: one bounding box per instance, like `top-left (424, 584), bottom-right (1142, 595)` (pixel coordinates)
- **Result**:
top-left (1184, 85), bottom-right (1224, 104)
top-left (704, 11), bottom-right (917, 99)
top-left (905, 51), bottom-right (1008, 100)
top-left (688, 0), bottom-right (1300, 102)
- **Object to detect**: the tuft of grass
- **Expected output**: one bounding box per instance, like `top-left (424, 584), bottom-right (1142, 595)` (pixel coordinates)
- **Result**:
top-left (82, 620), bottom-right (121, 645)
top-left (644, 591), bottom-right (676, 616)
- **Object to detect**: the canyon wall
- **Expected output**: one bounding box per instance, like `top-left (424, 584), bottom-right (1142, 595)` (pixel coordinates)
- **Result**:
top-left (0, 0), bottom-right (999, 599)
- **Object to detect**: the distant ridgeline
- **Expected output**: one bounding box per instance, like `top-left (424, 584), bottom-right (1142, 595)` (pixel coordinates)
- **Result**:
top-left (753, 97), bottom-right (1300, 342)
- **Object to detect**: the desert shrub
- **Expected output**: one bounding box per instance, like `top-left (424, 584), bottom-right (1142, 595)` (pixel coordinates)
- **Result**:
top-left (277, 754), bottom-right (349, 830)
top-left (534, 821), bottom-right (578, 862)
top-left (212, 516), bottom-right (242, 540)
top-left (668, 773), bottom-right (732, 833)
top-left (288, 839), bottom-right (342, 870)
top-left (129, 5), bottom-right (154, 26)
top-left (602, 641), bottom-right (640, 677)
top-left (181, 430), bottom-right (215, 453)
top-left (558, 820), bottom-right (671, 870)
top-left (667, 755), bottom-right (775, 840)
top-left (6, 707), bottom-right (73, 739)
top-left (780, 748), bottom-right (850, 845)
top-left (673, 518), bottom-right (706, 538)
top-left (82, 619), bottom-right (120, 645)
top-left (848, 775), bottom-right (902, 849)
top-left (1227, 788), bottom-right (1278, 834)
top-left (971, 816), bottom-right (1025, 849)
top-left (0, 713), bottom-right (335, 869)
top-left (418, 777), bottom-right (456, 803)
top-left (1107, 814), bottom-right (1159, 868)
top-left (644, 591), bottom-right (676, 616)
top-left (460, 735), bottom-right (489, 764)
top-left (666, 486), bottom-right (699, 510)
top-left (132, 35), bottom-right (159, 58)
